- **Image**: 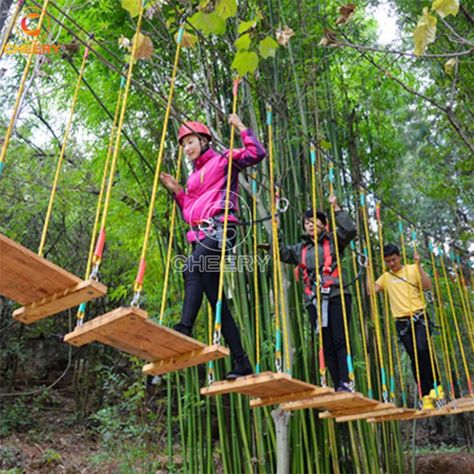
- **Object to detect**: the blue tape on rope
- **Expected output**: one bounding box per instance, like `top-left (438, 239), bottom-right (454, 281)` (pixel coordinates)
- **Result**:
top-left (346, 355), bottom-right (354, 376)
top-left (350, 241), bottom-right (354, 250)
top-left (428, 242), bottom-right (434, 252)
top-left (360, 193), bottom-right (365, 207)
top-left (329, 166), bottom-right (335, 183)
top-left (456, 255), bottom-right (461, 264)
top-left (411, 230), bottom-right (417, 241)
top-left (402, 392), bottom-right (407, 406)
top-left (275, 329), bottom-right (281, 351)
top-left (79, 302), bottom-right (86, 313)
top-left (363, 247), bottom-right (368, 257)
top-left (255, 363), bottom-right (261, 375)
top-left (177, 27), bottom-right (184, 44)
top-left (381, 367), bottom-right (387, 387)
top-left (215, 300), bottom-right (222, 325)
top-left (310, 147), bottom-right (316, 166)
top-left (0, 162), bottom-right (4, 176)
top-left (450, 251), bottom-right (455, 262)
top-left (252, 179), bottom-right (257, 196)
top-left (120, 75), bottom-right (126, 89)
top-left (398, 221), bottom-right (403, 233)
top-left (208, 360), bottom-right (214, 369)
top-left (266, 110), bottom-right (272, 126)
top-left (368, 388), bottom-right (373, 399)
top-left (390, 376), bottom-right (395, 396)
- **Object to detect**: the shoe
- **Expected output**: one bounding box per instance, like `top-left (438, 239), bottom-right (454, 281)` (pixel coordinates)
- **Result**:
top-left (336, 382), bottom-right (354, 393)
top-left (422, 395), bottom-right (435, 410)
top-left (225, 355), bottom-right (253, 381)
top-left (173, 323), bottom-right (192, 337)
top-left (429, 385), bottom-right (445, 401)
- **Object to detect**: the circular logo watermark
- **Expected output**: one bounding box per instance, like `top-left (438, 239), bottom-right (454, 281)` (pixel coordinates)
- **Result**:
top-left (187, 189), bottom-right (252, 252)
top-left (17, 7), bottom-right (50, 40)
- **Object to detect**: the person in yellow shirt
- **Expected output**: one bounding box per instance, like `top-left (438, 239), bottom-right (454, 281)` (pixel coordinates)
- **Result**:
top-left (368, 244), bottom-right (443, 409)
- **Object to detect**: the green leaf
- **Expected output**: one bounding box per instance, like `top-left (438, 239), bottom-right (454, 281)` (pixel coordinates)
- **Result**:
top-left (215, 0), bottom-right (237, 20)
top-left (413, 7), bottom-right (437, 57)
top-left (431, 0), bottom-right (459, 18)
top-left (231, 50), bottom-right (259, 76)
top-left (121, 0), bottom-right (140, 18)
top-left (190, 11), bottom-right (226, 36)
top-left (234, 33), bottom-right (251, 51)
top-left (237, 20), bottom-right (257, 34)
top-left (258, 36), bottom-right (278, 59)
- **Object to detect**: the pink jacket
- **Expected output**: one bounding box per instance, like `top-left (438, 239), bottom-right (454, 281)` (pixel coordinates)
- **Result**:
top-left (174, 129), bottom-right (266, 242)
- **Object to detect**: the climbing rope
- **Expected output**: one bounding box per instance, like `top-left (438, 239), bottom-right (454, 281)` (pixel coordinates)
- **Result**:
top-left (327, 163), bottom-right (354, 387)
top-left (360, 190), bottom-right (389, 403)
top-left (309, 142), bottom-right (325, 386)
top-left (252, 175), bottom-right (261, 374)
top-left (211, 77), bottom-right (240, 347)
top-left (38, 39), bottom-right (92, 257)
top-left (76, 85), bottom-right (124, 325)
top-left (130, 23), bottom-right (184, 307)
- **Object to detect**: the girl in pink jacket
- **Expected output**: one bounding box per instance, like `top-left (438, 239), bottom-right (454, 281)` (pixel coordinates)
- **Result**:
top-left (160, 114), bottom-right (266, 380)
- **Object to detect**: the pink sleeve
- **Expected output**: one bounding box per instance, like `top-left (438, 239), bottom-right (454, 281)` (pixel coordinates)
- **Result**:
top-left (231, 129), bottom-right (266, 168)
top-left (174, 189), bottom-right (186, 209)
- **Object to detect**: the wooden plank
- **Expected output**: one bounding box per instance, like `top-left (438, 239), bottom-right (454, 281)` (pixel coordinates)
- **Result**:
top-left (250, 386), bottom-right (335, 408)
top-left (200, 372), bottom-right (321, 399)
top-left (367, 408), bottom-right (419, 422)
top-left (319, 403), bottom-right (396, 419)
top-left (12, 279), bottom-right (107, 324)
top-left (334, 407), bottom-right (406, 423)
top-left (64, 307), bottom-right (211, 362)
top-left (143, 345), bottom-right (230, 376)
top-left (282, 392), bottom-right (380, 412)
top-left (0, 233), bottom-right (81, 305)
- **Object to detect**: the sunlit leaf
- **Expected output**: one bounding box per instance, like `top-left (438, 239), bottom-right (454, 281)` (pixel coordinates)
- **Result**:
top-left (444, 57), bottom-right (458, 75)
top-left (176, 31), bottom-right (198, 48)
top-left (237, 19), bottom-right (257, 34)
top-left (215, 0), bottom-right (237, 20)
top-left (276, 25), bottom-right (295, 47)
top-left (190, 11), bottom-right (226, 36)
top-left (231, 50), bottom-right (259, 76)
top-left (234, 33), bottom-right (251, 51)
top-left (336, 3), bottom-right (356, 25)
top-left (121, 0), bottom-right (140, 18)
top-left (132, 32), bottom-right (154, 59)
top-left (413, 7), bottom-right (437, 57)
top-left (259, 36), bottom-right (278, 59)
top-left (431, 0), bottom-right (459, 18)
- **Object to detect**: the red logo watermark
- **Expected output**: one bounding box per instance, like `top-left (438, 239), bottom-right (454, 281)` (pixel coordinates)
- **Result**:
top-left (3, 6), bottom-right (61, 55)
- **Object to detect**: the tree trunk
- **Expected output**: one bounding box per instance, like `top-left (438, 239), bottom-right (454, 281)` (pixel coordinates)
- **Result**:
top-left (272, 408), bottom-right (291, 474)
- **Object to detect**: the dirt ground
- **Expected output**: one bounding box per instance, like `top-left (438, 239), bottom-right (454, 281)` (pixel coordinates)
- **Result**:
top-left (415, 452), bottom-right (474, 474)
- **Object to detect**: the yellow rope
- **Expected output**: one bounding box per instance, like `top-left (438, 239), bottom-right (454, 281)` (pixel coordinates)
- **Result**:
top-left (0, 0), bottom-right (24, 61)
top-left (451, 254), bottom-right (474, 353)
top-left (350, 242), bottom-right (373, 397)
top-left (327, 163), bottom-right (354, 385)
top-left (251, 175), bottom-right (261, 373)
top-left (0, 0), bottom-right (50, 174)
top-left (360, 191), bottom-right (388, 402)
top-left (85, 87), bottom-right (123, 279)
top-left (266, 105), bottom-right (291, 373)
top-left (438, 249), bottom-right (473, 395)
top-left (411, 234), bottom-right (440, 397)
top-left (132, 25), bottom-right (184, 301)
top-left (38, 41), bottom-right (91, 256)
top-left (159, 146), bottom-right (183, 324)
top-left (429, 247), bottom-right (455, 400)
top-left (398, 222), bottom-right (423, 400)
top-left (375, 203), bottom-right (398, 402)
top-left (213, 78), bottom-right (239, 344)
top-left (309, 142), bottom-right (325, 385)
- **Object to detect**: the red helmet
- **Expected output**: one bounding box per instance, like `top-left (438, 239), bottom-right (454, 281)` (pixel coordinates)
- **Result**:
top-left (178, 121), bottom-right (212, 144)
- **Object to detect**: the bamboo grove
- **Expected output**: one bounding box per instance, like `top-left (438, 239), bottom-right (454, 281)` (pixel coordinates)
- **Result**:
top-left (0, 0), bottom-right (472, 472)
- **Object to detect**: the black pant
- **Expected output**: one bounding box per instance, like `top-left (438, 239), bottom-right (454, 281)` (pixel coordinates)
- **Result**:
top-left (178, 230), bottom-right (246, 360)
top-left (308, 294), bottom-right (352, 388)
top-left (395, 315), bottom-right (438, 396)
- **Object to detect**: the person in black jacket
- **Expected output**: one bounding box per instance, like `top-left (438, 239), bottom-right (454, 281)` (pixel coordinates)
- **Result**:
top-left (279, 195), bottom-right (357, 391)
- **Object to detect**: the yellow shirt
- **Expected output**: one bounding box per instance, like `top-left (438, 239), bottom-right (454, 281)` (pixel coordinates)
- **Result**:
top-left (376, 264), bottom-right (425, 318)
